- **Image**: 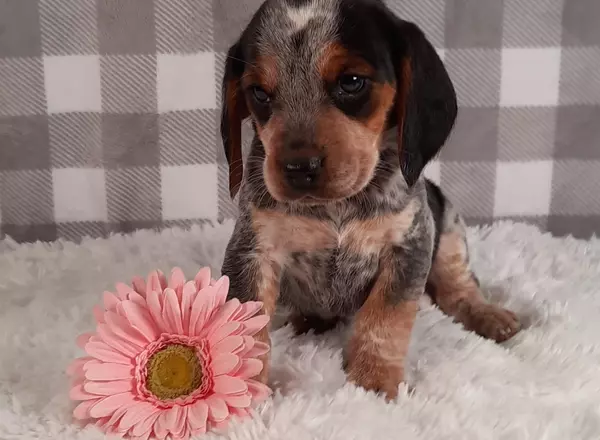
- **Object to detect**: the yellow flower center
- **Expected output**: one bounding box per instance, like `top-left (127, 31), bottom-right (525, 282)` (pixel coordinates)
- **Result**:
top-left (146, 344), bottom-right (203, 400)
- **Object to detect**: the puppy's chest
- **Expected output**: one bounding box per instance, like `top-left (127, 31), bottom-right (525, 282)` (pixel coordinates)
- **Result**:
top-left (252, 204), bottom-right (418, 316)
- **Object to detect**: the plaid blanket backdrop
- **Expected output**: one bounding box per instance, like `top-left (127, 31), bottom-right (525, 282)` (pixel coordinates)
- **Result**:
top-left (0, 0), bottom-right (598, 243)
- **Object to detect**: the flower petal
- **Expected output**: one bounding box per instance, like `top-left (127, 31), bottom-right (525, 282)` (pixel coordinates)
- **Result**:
top-left (163, 288), bottom-right (184, 334)
top-left (172, 405), bottom-right (188, 439)
top-left (212, 336), bottom-right (245, 356)
top-left (106, 406), bottom-right (129, 432)
top-left (84, 379), bottom-right (133, 395)
top-left (246, 341), bottom-right (270, 358)
top-left (211, 353), bottom-right (240, 376)
top-left (147, 270), bottom-right (167, 292)
top-left (212, 276), bottom-right (230, 308)
top-left (247, 379), bottom-right (272, 403)
top-left (103, 291), bottom-right (120, 311)
top-left (236, 358), bottom-right (263, 379)
top-left (121, 300), bottom-right (160, 342)
top-left (187, 401), bottom-right (208, 433)
top-left (230, 407), bottom-right (250, 419)
top-left (169, 267), bottom-right (186, 297)
top-left (96, 415), bottom-right (115, 432)
top-left (69, 383), bottom-right (97, 401)
top-left (128, 290), bottom-right (147, 307)
top-left (85, 341), bottom-right (131, 364)
top-left (157, 405), bottom-right (179, 435)
top-left (206, 395), bottom-right (229, 422)
top-left (73, 400), bottom-right (96, 420)
top-left (238, 336), bottom-right (255, 357)
top-left (132, 409), bottom-right (161, 436)
top-left (67, 356), bottom-right (94, 377)
top-left (224, 393), bottom-right (252, 408)
top-left (76, 333), bottom-right (94, 350)
top-left (82, 359), bottom-right (102, 371)
top-left (240, 315), bottom-right (270, 336)
top-left (146, 289), bottom-right (165, 333)
top-left (180, 281), bottom-right (196, 332)
top-left (85, 363), bottom-right (133, 381)
top-left (106, 311), bottom-right (151, 345)
top-left (154, 411), bottom-right (169, 440)
top-left (207, 321), bottom-right (241, 345)
top-left (89, 392), bottom-right (136, 418)
top-left (93, 305), bottom-right (106, 324)
top-left (194, 267), bottom-right (211, 291)
top-left (119, 401), bottom-right (157, 432)
top-left (115, 282), bottom-right (135, 300)
top-left (206, 298), bottom-right (241, 331)
top-left (213, 375), bottom-right (248, 395)
top-left (97, 323), bottom-right (140, 356)
top-left (131, 276), bottom-right (147, 296)
top-left (232, 301), bottom-right (264, 322)
top-left (189, 286), bottom-right (216, 336)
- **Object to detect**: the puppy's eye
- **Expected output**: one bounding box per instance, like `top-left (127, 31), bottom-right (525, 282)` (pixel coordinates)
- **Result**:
top-left (252, 86), bottom-right (271, 104)
top-left (338, 75), bottom-right (366, 95)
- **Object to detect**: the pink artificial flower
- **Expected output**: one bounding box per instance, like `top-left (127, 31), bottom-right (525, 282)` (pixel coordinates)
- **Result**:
top-left (68, 267), bottom-right (272, 440)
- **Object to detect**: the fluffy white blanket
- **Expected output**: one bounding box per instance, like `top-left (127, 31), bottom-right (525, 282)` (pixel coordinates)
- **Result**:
top-left (1, 221), bottom-right (599, 440)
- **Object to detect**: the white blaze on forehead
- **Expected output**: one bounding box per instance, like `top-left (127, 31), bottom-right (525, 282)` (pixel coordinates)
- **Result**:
top-left (287, 4), bottom-right (319, 31)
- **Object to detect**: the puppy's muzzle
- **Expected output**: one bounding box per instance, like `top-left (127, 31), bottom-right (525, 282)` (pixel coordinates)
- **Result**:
top-left (282, 155), bottom-right (324, 191)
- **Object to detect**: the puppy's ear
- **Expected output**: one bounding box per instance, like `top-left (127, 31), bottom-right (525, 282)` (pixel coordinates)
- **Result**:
top-left (387, 18), bottom-right (457, 186)
top-left (220, 41), bottom-right (250, 199)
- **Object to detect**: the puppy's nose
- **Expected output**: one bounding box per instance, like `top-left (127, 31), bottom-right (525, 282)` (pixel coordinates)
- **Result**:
top-left (283, 156), bottom-right (324, 190)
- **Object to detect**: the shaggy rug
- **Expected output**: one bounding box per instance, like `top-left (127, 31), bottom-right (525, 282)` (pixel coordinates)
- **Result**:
top-left (1, 221), bottom-right (600, 440)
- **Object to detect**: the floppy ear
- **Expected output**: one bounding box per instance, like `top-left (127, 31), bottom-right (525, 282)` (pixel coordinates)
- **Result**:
top-left (389, 20), bottom-right (458, 187)
top-left (220, 41), bottom-right (250, 199)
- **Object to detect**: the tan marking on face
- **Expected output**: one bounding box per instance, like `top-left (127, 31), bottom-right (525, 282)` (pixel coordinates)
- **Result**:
top-left (346, 264), bottom-right (418, 401)
top-left (342, 199), bottom-right (420, 255)
top-left (251, 206), bottom-right (337, 262)
top-left (318, 42), bottom-right (376, 84)
top-left (312, 88), bottom-right (393, 200)
top-left (259, 115), bottom-right (292, 201)
top-left (310, 43), bottom-right (397, 200)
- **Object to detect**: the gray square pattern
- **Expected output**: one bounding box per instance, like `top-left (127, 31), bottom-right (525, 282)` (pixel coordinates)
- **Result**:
top-left (0, 0), bottom-right (42, 58)
top-left (0, 0), bottom-right (599, 243)
top-left (97, 0), bottom-right (156, 55)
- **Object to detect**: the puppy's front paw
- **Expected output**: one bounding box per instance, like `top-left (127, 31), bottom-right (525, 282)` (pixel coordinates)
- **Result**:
top-left (465, 303), bottom-right (521, 343)
top-left (344, 349), bottom-right (403, 402)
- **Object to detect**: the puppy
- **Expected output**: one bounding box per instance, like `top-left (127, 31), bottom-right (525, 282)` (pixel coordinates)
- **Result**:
top-left (219, 0), bottom-right (521, 401)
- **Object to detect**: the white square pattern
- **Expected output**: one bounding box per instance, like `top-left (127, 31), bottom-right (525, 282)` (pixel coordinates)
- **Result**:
top-left (423, 160), bottom-right (441, 185)
top-left (500, 48), bottom-right (561, 107)
top-left (157, 52), bottom-right (216, 112)
top-left (494, 161), bottom-right (553, 216)
top-left (161, 164), bottom-right (218, 220)
top-left (52, 168), bottom-right (108, 222)
top-left (44, 55), bottom-right (102, 113)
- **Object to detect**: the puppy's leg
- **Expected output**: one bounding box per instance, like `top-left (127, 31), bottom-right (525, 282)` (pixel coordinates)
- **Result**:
top-left (221, 227), bottom-right (280, 385)
top-left (344, 245), bottom-right (427, 401)
top-left (427, 217), bottom-right (521, 342)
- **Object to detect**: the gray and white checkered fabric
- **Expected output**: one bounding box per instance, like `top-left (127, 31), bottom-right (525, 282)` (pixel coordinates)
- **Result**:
top-left (0, 0), bottom-right (599, 242)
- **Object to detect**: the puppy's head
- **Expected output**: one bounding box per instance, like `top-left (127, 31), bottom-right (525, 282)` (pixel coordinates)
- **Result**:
top-left (221, 0), bottom-right (457, 203)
